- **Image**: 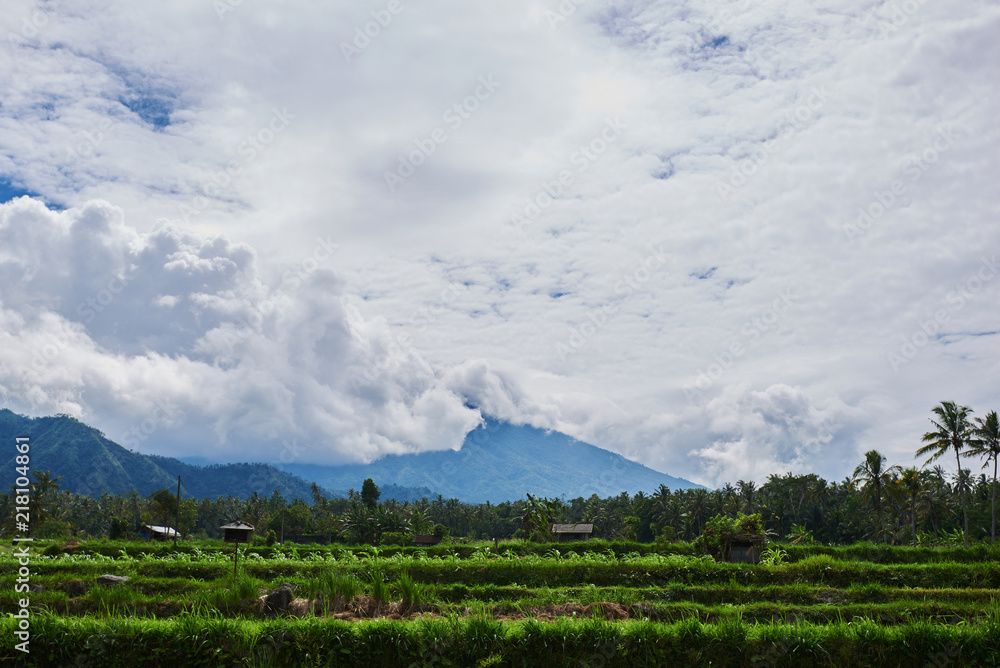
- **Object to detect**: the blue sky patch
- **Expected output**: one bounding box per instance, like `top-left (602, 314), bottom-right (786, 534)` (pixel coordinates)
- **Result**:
top-left (119, 93), bottom-right (173, 129)
top-left (0, 178), bottom-right (40, 204)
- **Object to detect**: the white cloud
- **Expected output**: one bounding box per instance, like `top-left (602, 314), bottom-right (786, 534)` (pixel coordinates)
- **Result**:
top-left (0, 197), bottom-right (480, 464)
top-left (1, 0), bottom-right (998, 486)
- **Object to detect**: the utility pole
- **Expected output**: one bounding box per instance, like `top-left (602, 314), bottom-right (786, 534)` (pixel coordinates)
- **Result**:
top-left (174, 476), bottom-right (181, 548)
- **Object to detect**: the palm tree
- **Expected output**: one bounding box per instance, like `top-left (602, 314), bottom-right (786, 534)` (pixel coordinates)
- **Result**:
top-left (916, 401), bottom-right (974, 547)
top-left (967, 410), bottom-right (1000, 545)
top-left (408, 508), bottom-right (432, 536)
top-left (737, 480), bottom-right (758, 514)
top-left (687, 489), bottom-right (710, 533)
top-left (853, 450), bottom-right (899, 543)
top-left (898, 467), bottom-right (924, 547)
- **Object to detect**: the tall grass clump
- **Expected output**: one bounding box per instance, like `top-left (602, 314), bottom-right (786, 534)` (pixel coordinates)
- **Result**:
top-left (308, 570), bottom-right (362, 602)
top-left (369, 569), bottom-right (390, 603)
top-left (89, 582), bottom-right (140, 610)
top-left (195, 573), bottom-right (266, 609)
top-left (395, 571), bottom-right (424, 608)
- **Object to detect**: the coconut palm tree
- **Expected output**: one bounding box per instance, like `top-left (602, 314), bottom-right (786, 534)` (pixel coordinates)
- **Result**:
top-left (898, 467), bottom-right (924, 547)
top-left (966, 410), bottom-right (1000, 545)
top-left (916, 401), bottom-right (974, 547)
top-left (736, 480), bottom-right (758, 514)
top-left (853, 450), bottom-right (900, 543)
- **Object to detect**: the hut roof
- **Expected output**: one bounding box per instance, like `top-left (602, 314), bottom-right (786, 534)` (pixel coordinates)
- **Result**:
top-left (551, 523), bottom-right (594, 533)
top-left (218, 521), bottom-right (255, 531)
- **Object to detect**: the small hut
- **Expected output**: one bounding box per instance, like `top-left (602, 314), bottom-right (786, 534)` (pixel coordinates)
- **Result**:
top-left (414, 534), bottom-right (442, 546)
top-left (550, 523), bottom-right (594, 542)
top-left (728, 533), bottom-right (766, 564)
top-left (140, 524), bottom-right (179, 541)
top-left (700, 514), bottom-right (766, 564)
top-left (219, 521), bottom-right (255, 544)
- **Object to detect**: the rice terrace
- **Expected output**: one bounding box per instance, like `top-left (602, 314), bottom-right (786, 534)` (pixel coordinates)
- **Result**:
top-left (4, 533), bottom-right (1000, 666)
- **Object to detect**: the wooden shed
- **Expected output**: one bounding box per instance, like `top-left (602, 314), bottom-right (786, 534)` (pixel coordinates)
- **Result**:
top-left (414, 534), bottom-right (442, 546)
top-left (551, 523), bottom-right (594, 542)
top-left (219, 521), bottom-right (255, 544)
top-left (728, 533), bottom-right (766, 564)
top-left (140, 524), bottom-right (179, 541)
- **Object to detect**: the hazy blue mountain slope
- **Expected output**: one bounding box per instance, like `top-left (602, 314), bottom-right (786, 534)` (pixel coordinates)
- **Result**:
top-left (0, 409), bottom-right (331, 500)
top-left (281, 418), bottom-right (704, 503)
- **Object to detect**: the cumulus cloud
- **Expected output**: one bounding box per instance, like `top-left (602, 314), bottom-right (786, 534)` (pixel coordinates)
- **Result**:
top-left (691, 383), bottom-right (862, 486)
top-left (0, 197), bottom-right (480, 464)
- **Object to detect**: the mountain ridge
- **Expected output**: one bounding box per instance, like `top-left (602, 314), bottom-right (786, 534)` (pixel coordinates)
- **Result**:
top-left (0, 409), bottom-right (337, 500)
top-left (278, 418), bottom-right (704, 503)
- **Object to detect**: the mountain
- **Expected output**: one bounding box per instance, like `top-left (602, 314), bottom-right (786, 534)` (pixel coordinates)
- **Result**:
top-left (0, 409), bottom-right (332, 500)
top-left (0, 410), bottom-right (704, 504)
top-left (279, 418), bottom-right (704, 503)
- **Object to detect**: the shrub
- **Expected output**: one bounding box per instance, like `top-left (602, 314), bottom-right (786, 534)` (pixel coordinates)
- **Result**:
top-left (382, 532), bottom-right (411, 547)
top-left (42, 543), bottom-right (64, 557)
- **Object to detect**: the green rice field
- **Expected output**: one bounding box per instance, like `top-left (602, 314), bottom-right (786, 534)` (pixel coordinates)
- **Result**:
top-left (4, 540), bottom-right (1000, 666)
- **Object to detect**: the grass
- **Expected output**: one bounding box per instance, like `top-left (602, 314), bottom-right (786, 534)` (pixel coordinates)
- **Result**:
top-left (306, 569), bottom-right (362, 602)
top-left (7, 613), bottom-right (999, 667)
top-left (7, 539), bottom-right (1000, 665)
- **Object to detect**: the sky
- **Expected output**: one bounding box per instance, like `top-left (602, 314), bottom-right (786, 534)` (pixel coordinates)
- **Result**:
top-left (0, 0), bottom-right (997, 489)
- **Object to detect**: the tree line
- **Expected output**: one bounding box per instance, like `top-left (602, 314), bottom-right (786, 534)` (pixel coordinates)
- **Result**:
top-left (2, 401), bottom-right (997, 547)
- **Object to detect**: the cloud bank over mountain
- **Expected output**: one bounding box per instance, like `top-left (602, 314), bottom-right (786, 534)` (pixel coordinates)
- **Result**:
top-left (0, 198), bottom-right (481, 464)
